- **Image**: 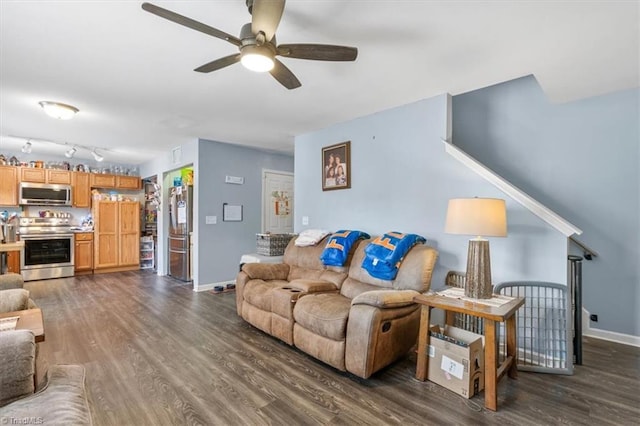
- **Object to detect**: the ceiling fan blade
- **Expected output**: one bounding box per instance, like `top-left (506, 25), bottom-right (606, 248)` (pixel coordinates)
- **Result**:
top-left (269, 59), bottom-right (301, 90)
top-left (142, 2), bottom-right (241, 47)
top-left (194, 54), bottom-right (241, 73)
top-left (251, 0), bottom-right (285, 42)
top-left (277, 44), bottom-right (358, 61)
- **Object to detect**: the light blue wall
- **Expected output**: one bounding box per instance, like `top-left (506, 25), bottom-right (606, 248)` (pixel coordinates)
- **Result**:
top-left (197, 139), bottom-right (294, 288)
top-left (452, 76), bottom-right (640, 337)
top-left (295, 95), bottom-right (569, 289)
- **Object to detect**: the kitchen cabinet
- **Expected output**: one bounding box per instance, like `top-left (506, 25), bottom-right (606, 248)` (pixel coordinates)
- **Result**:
top-left (72, 172), bottom-right (91, 208)
top-left (0, 166), bottom-right (18, 206)
top-left (74, 232), bottom-right (93, 273)
top-left (93, 200), bottom-right (140, 271)
top-left (20, 168), bottom-right (71, 185)
top-left (90, 173), bottom-right (140, 189)
top-left (116, 176), bottom-right (140, 190)
top-left (6, 250), bottom-right (20, 273)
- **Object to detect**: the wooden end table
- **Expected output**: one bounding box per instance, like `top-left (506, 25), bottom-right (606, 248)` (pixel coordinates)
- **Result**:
top-left (0, 308), bottom-right (45, 342)
top-left (414, 291), bottom-right (524, 411)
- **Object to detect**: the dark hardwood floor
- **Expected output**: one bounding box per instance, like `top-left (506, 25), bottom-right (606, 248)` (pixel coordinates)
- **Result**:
top-left (24, 271), bottom-right (640, 425)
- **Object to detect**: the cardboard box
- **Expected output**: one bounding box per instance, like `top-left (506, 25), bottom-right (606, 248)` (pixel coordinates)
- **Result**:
top-left (427, 325), bottom-right (485, 399)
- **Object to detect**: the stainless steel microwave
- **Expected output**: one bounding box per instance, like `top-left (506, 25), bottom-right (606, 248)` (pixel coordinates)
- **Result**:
top-left (20, 182), bottom-right (72, 206)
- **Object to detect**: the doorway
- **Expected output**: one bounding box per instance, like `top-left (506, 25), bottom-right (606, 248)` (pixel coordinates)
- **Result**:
top-left (262, 170), bottom-right (294, 234)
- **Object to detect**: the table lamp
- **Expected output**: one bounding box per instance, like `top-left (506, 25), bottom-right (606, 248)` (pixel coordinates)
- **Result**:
top-left (445, 198), bottom-right (507, 299)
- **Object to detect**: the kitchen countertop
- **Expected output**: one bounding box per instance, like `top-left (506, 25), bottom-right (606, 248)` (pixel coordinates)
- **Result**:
top-left (0, 241), bottom-right (24, 252)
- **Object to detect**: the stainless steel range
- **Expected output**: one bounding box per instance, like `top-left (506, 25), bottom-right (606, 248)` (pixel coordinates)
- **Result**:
top-left (19, 217), bottom-right (74, 281)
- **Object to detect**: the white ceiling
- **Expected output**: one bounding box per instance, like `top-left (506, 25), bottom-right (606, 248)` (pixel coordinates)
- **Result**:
top-left (1, 1), bottom-right (638, 165)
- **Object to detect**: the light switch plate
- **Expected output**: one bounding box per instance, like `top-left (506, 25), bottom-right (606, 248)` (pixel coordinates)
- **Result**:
top-left (302, 216), bottom-right (309, 226)
top-left (205, 215), bottom-right (217, 225)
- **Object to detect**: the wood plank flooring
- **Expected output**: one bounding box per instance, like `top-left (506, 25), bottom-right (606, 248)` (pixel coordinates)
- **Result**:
top-left (23, 271), bottom-right (640, 425)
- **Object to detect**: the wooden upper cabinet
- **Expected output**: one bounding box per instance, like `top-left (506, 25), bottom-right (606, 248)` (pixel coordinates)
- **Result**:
top-left (72, 172), bottom-right (91, 208)
top-left (90, 173), bottom-right (140, 189)
top-left (20, 167), bottom-right (46, 183)
top-left (20, 168), bottom-right (71, 184)
top-left (90, 174), bottom-right (116, 188)
top-left (116, 176), bottom-right (140, 190)
top-left (46, 169), bottom-right (71, 184)
top-left (0, 166), bottom-right (18, 206)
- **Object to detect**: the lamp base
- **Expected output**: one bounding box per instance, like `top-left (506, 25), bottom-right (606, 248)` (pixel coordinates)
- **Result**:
top-left (465, 239), bottom-right (493, 299)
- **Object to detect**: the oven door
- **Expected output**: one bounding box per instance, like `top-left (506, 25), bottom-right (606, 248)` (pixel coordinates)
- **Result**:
top-left (20, 234), bottom-right (75, 270)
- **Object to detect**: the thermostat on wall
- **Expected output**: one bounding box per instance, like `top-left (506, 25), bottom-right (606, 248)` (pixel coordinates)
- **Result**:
top-left (225, 175), bottom-right (244, 185)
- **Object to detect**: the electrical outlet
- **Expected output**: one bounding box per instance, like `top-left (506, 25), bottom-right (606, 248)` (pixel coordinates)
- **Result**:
top-left (590, 314), bottom-right (598, 322)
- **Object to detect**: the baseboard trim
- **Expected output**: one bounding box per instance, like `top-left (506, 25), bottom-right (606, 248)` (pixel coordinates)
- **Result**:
top-left (195, 280), bottom-right (235, 292)
top-left (581, 308), bottom-right (640, 348)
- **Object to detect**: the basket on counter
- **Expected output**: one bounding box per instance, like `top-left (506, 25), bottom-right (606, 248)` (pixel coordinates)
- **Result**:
top-left (256, 233), bottom-right (296, 256)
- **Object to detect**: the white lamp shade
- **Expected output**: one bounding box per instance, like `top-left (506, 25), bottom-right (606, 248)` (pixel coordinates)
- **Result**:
top-left (445, 198), bottom-right (507, 237)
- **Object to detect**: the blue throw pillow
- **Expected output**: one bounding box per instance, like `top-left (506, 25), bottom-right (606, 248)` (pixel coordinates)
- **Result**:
top-left (362, 232), bottom-right (426, 280)
top-left (320, 230), bottom-right (371, 266)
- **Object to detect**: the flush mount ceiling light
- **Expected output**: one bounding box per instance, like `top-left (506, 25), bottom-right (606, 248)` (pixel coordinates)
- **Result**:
top-left (21, 141), bottom-right (32, 154)
top-left (65, 146), bottom-right (77, 159)
top-left (91, 149), bottom-right (104, 162)
top-left (240, 44), bottom-right (275, 72)
top-left (38, 101), bottom-right (79, 120)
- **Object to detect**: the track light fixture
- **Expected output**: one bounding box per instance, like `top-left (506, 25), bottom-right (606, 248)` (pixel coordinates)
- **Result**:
top-left (65, 146), bottom-right (77, 158)
top-left (91, 149), bottom-right (104, 162)
top-left (21, 141), bottom-right (32, 154)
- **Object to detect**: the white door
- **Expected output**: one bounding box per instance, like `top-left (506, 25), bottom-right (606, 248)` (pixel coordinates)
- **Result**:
top-left (263, 170), bottom-right (294, 233)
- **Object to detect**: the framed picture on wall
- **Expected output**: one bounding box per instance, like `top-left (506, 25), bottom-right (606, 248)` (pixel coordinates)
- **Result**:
top-left (322, 141), bottom-right (351, 191)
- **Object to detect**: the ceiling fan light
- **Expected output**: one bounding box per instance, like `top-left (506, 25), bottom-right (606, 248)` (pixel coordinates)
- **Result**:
top-left (38, 101), bottom-right (79, 120)
top-left (65, 146), bottom-right (77, 158)
top-left (241, 46), bottom-right (274, 72)
top-left (91, 149), bottom-right (104, 162)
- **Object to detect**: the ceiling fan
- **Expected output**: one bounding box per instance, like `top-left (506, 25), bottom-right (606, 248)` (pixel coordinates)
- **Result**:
top-left (141, 0), bottom-right (358, 89)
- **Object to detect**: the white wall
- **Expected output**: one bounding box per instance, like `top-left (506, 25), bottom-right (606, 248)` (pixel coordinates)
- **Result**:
top-left (295, 94), bottom-right (568, 288)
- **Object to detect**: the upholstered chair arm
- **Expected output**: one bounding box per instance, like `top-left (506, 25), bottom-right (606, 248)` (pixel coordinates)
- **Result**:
top-left (0, 273), bottom-right (25, 291)
top-left (351, 289), bottom-right (420, 309)
top-left (287, 279), bottom-right (338, 293)
top-left (345, 291), bottom-right (422, 378)
top-left (0, 289), bottom-right (31, 314)
top-left (241, 263), bottom-right (290, 281)
top-left (0, 330), bottom-right (36, 407)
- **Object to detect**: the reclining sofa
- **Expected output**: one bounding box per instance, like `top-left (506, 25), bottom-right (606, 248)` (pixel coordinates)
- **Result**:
top-left (236, 236), bottom-right (438, 378)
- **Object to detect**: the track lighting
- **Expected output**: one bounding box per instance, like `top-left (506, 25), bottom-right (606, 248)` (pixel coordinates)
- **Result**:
top-left (65, 146), bottom-right (77, 158)
top-left (21, 141), bottom-right (32, 154)
top-left (91, 149), bottom-right (104, 162)
top-left (38, 101), bottom-right (79, 120)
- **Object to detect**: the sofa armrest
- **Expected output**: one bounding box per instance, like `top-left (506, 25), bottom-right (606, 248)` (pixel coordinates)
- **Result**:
top-left (241, 263), bottom-right (290, 281)
top-left (351, 289), bottom-right (420, 309)
top-left (0, 330), bottom-right (36, 407)
top-left (287, 279), bottom-right (338, 293)
top-left (0, 273), bottom-right (24, 291)
top-left (0, 365), bottom-right (92, 425)
top-left (0, 289), bottom-right (31, 313)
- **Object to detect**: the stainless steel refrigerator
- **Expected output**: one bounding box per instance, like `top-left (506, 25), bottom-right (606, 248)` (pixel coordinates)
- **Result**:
top-left (168, 184), bottom-right (193, 281)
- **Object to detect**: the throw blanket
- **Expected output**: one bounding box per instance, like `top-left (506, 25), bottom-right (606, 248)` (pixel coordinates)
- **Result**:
top-left (362, 232), bottom-right (426, 280)
top-left (320, 230), bottom-right (371, 266)
top-left (295, 229), bottom-right (331, 247)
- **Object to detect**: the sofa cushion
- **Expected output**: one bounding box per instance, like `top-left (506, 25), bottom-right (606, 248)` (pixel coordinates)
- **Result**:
top-left (243, 279), bottom-right (289, 312)
top-left (293, 293), bottom-right (351, 341)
